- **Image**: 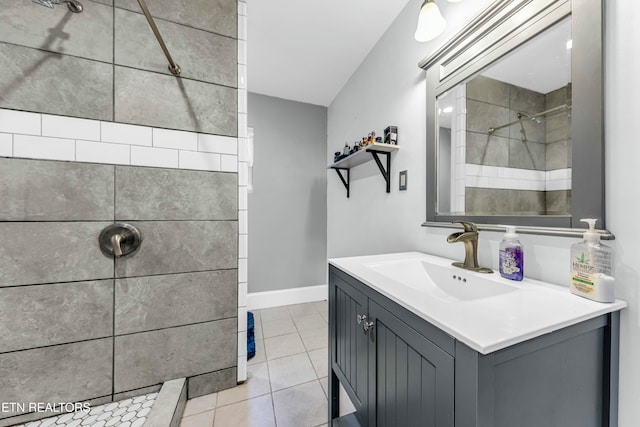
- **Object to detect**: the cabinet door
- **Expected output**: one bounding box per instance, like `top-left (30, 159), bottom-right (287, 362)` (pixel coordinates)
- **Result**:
top-left (330, 272), bottom-right (370, 422)
top-left (370, 301), bottom-right (454, 427)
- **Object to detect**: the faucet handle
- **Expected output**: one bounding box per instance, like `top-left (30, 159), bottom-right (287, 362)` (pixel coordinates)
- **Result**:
top-left (453, 220), bottom-right (478, 232)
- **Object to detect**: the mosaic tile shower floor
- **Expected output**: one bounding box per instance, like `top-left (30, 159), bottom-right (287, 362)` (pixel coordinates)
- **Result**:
top-left (14, 393), bottom-right (157, 427)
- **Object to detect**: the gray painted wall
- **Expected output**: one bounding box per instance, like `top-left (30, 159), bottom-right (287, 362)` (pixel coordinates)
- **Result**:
top-left (247, 93), bottom-right (327, 293)
top-left (0, 0), bottom-right (237, 135)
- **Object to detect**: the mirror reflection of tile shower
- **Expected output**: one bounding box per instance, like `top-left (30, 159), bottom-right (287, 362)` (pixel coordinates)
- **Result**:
top-left (437, 17), bottom-right (572, 216)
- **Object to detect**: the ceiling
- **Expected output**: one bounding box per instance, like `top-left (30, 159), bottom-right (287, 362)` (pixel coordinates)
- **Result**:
top-left (247, 0), bottom-right (412, 107)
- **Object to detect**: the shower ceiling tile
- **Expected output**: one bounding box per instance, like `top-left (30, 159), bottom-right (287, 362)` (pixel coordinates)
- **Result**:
top-left (114, 8), bottom-right (237, 87)
top-left (0, 157), bottom-right (114, 221)
top-left (114, 66), bottom-right (237, 136)
top-left (0, 0), bottom-right (113, 63)
top-left (114, 0), bottom-right (237, 38)
top-left (114, 221), bottom-right (237, 278)
top-left (0, 43), bottom-right (112, 121)
top-left (115, 165), bottom-right (237, 220)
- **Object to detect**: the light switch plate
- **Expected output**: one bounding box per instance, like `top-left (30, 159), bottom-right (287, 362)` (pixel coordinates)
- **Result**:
top-left (399, 170), bottom-right (407, 190)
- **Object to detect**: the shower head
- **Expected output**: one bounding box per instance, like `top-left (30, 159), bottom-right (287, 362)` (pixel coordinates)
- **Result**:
top-left (32, 0), bottom-right (83, 13)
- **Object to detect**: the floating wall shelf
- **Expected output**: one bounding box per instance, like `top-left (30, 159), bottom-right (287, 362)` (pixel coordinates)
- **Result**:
top-left (328, 143), bottom-right (399, 198)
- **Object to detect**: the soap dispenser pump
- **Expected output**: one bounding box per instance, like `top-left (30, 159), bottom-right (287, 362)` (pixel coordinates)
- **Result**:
top-left (570, 218), bottom-right (615, 302)
top-left (499, 225), bottom-right (524, 281)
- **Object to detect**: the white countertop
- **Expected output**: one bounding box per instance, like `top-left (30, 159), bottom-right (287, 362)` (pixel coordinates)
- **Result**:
top-left (329, 252), bottom-right (626, 354)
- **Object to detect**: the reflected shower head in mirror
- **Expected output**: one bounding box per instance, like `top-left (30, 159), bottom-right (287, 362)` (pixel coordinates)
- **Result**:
top-left (32, 0), bottom-right (84, 13)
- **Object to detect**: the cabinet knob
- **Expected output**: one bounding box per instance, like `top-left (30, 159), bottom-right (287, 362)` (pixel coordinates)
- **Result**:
top-left (356, 314), bottom-right (374, 334)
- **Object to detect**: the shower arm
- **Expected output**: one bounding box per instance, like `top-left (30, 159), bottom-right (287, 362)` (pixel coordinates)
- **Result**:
top-left (488, 103), bottom-right (571, 134)
top-left (136, 0), bottom-right (181, 75)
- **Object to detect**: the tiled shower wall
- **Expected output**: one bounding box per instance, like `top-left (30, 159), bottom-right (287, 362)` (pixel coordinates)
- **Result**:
top-left (0, 156), bottom-right (238, 426)
top-left (464, 75), bottom-right (571, 215)
top-left (0, 0), bottom-right (248, 424)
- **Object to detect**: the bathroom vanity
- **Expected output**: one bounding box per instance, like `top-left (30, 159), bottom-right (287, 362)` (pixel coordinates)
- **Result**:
top-left (328, 253), bottom-right (626, 427)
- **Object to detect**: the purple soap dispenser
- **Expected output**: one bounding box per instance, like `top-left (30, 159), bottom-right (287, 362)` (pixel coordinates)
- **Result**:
top-left (499, 226), bottom-right (524, 281)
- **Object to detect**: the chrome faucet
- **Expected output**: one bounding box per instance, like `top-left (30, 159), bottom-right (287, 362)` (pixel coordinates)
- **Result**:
top-left (447, 221), bottom-right (493, 274)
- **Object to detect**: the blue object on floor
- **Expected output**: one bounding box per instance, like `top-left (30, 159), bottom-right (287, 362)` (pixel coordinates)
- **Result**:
top-left (247, 311), bottom-right (255, 360)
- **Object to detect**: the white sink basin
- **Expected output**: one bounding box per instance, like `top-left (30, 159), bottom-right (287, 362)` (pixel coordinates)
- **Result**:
top-left (365, 258), bottom-right (517, 302)
top-left (329, 252), bottom-right (626, 354)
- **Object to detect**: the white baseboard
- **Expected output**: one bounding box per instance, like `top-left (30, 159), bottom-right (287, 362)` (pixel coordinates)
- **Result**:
top-left (247, 284), bottom-right (328, 310)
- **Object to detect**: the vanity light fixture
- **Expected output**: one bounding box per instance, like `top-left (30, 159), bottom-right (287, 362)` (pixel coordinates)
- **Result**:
top-left (414, 0), bottom-right (447, 42)
top-left (415, 0), bottom-right (466, 42)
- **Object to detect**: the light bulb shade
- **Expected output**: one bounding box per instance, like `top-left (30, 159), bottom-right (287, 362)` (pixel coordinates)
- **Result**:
top-left (414, 1), bottom-right (447, 42)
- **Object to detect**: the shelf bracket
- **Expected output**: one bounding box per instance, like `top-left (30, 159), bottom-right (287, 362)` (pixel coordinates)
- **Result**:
top-left (369, 150), bottom-right (391, 193)
top-left (333, 168), bottom-right (350, 198)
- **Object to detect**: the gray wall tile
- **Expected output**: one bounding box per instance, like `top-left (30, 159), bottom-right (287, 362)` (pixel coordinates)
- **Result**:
top-left (0, 43), bottom-right (113, 121)
top-left (0, 222), bottom-right (113, 287)
top-left (466, 188), bottom-right (545, 215)
top-left (113, 384), bottom-right (162, 401)
top-left (115, 221), bottom-right (237, 278)
top-left (546, 140), bottom-right (572, 170)
top-left (466, 75), bottom-right (510, 107)
top-left (466, 99), bottom-right (509, 138)
top-left (115, 270), bottom-right (237, 335)
top-left (187, 368), bottom-right (237, 399)
top-left (0, 280), bottom-right (113, 353)
top-left (545, 114), bottom-right (571, 143)
top-left (508, 110), bottom-right (546, 144)
top-left (114, 66), bottom-right (237, 136)
top-left (0, 1), bottom-right (113, 63)
top-left (508, 139), bottom-right (546, 170)
top-left (465, 131), bottom-right (509, 167)
top-left (114, 0), bottom-right (237, 38)
top-left (115, 9), bottom-right (237, 87)
top-left (115, 166), bottom-right (237, 221)
top-left (509, 84), bottom-right (545, 115)
top-left (546, 190), bottom-right (572, 215)
top-left (0, 158), bottom-right (114, 221)
top-left (0, 339), bottom-right (112, 418)
top-left (114, 319), bottom-right (237, 392)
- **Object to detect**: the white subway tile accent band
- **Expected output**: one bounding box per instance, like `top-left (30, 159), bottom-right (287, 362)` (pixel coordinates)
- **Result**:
top-left (465, 164), bottom-right (572, 191)
top-left (0, 108), bottom-right (238, 172)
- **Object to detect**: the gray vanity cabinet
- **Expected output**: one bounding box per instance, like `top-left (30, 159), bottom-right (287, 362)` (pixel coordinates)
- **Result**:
top-left (369, 300), bottom-right (454, 427)
top-left (330, 266), bottom-right (455, 427)
top-left (329, 265), bottom-right (621, 427)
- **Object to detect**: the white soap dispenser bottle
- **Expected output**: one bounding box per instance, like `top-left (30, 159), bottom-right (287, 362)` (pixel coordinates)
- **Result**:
top-left (570, 218), bottom-right (615, 303)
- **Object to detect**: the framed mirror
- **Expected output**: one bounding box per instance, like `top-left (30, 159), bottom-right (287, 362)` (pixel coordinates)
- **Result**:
top-left (420, 0), bottom-right (612, 238)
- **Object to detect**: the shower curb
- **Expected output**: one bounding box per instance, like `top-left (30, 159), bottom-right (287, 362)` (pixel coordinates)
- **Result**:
top-left (144, 378), bottom-right (187, 427)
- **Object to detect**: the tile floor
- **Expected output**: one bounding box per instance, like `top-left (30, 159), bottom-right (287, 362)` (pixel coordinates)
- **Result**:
top-left (180, 301), bottom-right (355, 427)
top-left (14, 393), bottom-right (157, 427)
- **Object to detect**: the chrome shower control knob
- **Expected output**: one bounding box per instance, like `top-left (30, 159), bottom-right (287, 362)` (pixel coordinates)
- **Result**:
top-left (99, 223), bottom-right (143, 257)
